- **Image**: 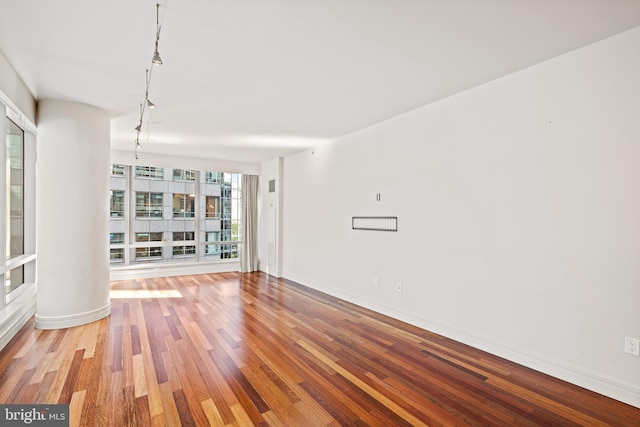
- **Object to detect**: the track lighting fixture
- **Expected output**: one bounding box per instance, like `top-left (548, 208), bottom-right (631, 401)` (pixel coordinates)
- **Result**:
top-left (152, 4), bottom-right (163, 65)
top-left (133, 2), bottom-right (167, 158)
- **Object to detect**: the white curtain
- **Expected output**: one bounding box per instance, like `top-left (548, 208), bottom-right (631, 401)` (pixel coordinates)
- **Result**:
top-left (240, 174), bottom-right (259, 272)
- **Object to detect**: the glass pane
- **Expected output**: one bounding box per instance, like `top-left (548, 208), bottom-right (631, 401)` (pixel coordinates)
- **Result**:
top-left (6, 118), bottom-right (24, 262)
top-left (5, 266), bottom-right (24, 295)
top-left (205, 171), bottom-right (222, 184)
top-left (205, 244), bottom-right (220, 255)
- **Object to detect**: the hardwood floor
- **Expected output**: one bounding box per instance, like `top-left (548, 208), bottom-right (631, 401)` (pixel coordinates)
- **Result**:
top-left (0, 272), bottom-right (638, 426)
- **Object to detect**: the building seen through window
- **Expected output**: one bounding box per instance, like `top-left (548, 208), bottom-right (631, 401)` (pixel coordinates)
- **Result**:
top-left (109, 165), bottom-right (241, 264)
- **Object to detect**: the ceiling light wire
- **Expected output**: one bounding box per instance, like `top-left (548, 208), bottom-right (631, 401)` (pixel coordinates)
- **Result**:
top-left (134, 1), bottom-right (168, 159)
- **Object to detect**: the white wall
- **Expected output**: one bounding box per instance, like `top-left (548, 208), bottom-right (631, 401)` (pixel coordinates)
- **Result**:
top-left (259, 157), bottom-right (283, 276)
top-left (280, 27), bottom-right (640, 407)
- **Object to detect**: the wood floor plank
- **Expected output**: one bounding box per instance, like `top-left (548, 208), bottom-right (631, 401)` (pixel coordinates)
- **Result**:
top-left (0, 271), bottom-right (638, 426)
top-left (69, 389), bottom-right (86, 427)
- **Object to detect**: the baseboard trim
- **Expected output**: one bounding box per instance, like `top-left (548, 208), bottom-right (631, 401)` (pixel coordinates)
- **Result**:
top-left (258, 264), bottom-right (281, 277)
top-left (35, 303), bottom-right (111, 330)
top-left (282, 271), bottom-right (640, 409)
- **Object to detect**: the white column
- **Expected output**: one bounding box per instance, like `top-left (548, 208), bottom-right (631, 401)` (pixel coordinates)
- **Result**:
top-left (35, 100), bottom-right (111, 329)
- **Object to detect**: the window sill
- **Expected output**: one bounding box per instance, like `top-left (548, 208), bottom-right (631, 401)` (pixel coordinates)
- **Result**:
top-left (109, 259), bottom-right (239, 281)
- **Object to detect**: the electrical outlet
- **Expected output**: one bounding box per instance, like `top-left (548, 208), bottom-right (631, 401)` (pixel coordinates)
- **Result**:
top-left (624, 337), bottom-right (640, 356)
top-left (396, 282), bottom-right (402, 292)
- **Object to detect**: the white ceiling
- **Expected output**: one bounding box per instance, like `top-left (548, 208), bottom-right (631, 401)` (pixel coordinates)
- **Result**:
top-left (1, 0), bottom-right (640, 164)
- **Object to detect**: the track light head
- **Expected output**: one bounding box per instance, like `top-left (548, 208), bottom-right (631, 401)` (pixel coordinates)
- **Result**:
top-left (152, 42), bottom-right (163, 65)
top-left (135, 124), bottom-right (142, 132)
top-left (152, 51), bottom-right (163, 65)
top-left (147, 99), bottom-right (156, 110)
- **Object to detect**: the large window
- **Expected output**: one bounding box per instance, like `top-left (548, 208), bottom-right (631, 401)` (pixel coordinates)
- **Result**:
top-left (202, 173), bottom-right (241, 259)
top-left (223, 173), bottom-right (241, 242)
top-left (110, 165), bottom-right (242, 265)
top-left (173, 193), bottom-right (195, 218)
top-left (136, 192), bottom-right (163, 218)
top-left (5, 118), bottom-right (24, 294)
top-left (110, 191), bottom-right (125, 217)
